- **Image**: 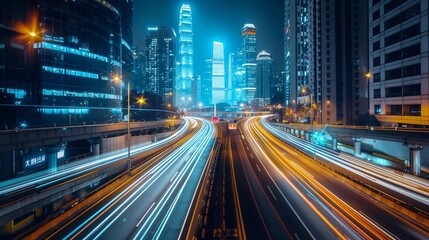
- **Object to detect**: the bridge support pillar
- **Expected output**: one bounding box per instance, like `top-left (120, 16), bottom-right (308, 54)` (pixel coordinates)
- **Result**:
top-left (46, 145), bottom-right (62, 172)
top-left (352, 138), bottom-right (364, 156)
top-left (88, 138), bottom-right (102, 156)
top-left (332, 137), bottom-right (338, 151)
top-left (409, 144), bottom-right (423, 176)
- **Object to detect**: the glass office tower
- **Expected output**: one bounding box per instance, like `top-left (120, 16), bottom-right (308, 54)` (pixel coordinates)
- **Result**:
top-left (212, 41), bottom-right (225, 105)
top-left (0, 0), bottom-right (128, 127)
top-left (177, 4), bottom-right (193, 107)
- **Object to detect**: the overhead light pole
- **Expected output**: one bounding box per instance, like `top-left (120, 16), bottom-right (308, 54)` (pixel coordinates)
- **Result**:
top-left (113, 76), bottom-right (131, 176)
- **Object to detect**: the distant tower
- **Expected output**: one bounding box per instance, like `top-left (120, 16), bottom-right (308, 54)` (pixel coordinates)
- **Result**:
top-left (256, 50), bottom-right (272, 106)
top-left (242, 24), bottom-right (257, 63)
top-left (202, 59), bottom-right (213, 106)
top-left (177, 4), bottom-right (193, 107)
top-left (145, 27), bottom-right (176, 105)
top-left (212, 41), bottom-right (225, 105)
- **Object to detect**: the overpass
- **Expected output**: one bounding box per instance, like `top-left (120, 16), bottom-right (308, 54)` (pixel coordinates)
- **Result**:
top-left (0, 120), bottom-right (181, 152)
top-left (271, 122), bottom-right (429, 176)
top-left (186, 111), bottom-right (270, 119)
top-left (0, 120), bottom-right (182, 180)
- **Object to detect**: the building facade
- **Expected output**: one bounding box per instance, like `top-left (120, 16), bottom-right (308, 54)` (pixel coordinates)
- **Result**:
top-left (284, 0), bottom-right (310, 107)
top-left (308, 0), bottom-right (368, 125)
top-left (369, 0), bottom-right (428, 127)
top-left (256, 50), bottom-right (272, 106)
top-left (177, 4), bottom-right (193, 107)
top-left (202, 59), bottom-right (213, 106)
top-left (145, 27), bottom-right (176, 106)
top-left (212, 41), bottom-right (225, 105)
top-left (0, 0), bottom-right (131, 128)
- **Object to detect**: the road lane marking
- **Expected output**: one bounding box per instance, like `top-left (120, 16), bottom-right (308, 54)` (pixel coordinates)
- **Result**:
top-left (170, 171), bottom-right (178, 182)
top-left (136, 202), bottom-right (156, 227)
top-left (256, 164), bottom-right (261, 172)
top-left (267, 185), bottom-right (277, 200)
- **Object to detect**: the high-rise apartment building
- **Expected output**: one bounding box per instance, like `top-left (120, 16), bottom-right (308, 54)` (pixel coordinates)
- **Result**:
top-left (177, 4), bottom-right (193, 107)
top-left (256, 51), bottom-right (272, 106)
top-left (307, 0), bottom-right (368, 124)
top-left (212, 41), bottom-right (225, 105)
top-left (284, 0), bottom-right (310, 107)
top-left (369, 0), bottom-right (428, 127)
top-left (0, 0), bottom-right (130, 127)
top-left (145, 27), bottom-right (176, 105)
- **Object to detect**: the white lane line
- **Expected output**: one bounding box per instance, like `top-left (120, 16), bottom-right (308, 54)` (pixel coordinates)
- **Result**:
top-left (256, 164), bottom-right (261, 172)
top-left (136, 202), bottom-right (156, 228)
top-left (170, 171), bottom-right (178, 182)
top-left (250, 153), bottom-right (254, 159)
top-left (267, 185), bottom-right (277, 200)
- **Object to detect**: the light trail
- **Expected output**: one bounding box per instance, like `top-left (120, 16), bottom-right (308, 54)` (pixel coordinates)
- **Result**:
top-left (58, 117), bottom-right (215, 240)
top-left (260, 116), bottom-right (429, 207)
top-left (243, 117), bottom-right (395, 239)
top-left (0, 119), bottom-right (190, 197)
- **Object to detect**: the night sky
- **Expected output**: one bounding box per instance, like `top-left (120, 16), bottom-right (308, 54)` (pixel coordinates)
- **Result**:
top-left (133, 0), bottom-right (284, 76)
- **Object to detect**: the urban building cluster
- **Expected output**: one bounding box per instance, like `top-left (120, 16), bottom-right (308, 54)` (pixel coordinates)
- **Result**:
top-left (285, 0), bottom-right (428, 127)
top-left (0, 0), bottom-right (428, 128)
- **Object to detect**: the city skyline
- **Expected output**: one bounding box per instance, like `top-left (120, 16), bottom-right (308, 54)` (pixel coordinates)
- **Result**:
top-left (133, 0), bottom-right (284, 75)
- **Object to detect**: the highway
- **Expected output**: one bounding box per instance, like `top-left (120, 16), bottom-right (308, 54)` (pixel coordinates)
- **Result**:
top-left (235, 116), bottom-right (429, 239)
top-left (0, 118), bottom-right (190, 205)
top-left (29, 117), bottom-right (215, 239)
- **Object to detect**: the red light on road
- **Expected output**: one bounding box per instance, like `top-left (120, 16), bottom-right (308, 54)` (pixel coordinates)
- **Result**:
top-left (212, 116), bottom-right (219, 123)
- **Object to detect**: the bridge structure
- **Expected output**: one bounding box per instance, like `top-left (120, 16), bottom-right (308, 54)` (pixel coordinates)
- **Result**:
top-left (185, 111), bottom-right (271, 120)
top-left (0, 120), bottom-right (182, 180)
top-left (271, 122), bottom-right (429, 176)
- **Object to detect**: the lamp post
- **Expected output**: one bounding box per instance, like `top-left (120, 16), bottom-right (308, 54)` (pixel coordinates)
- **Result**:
top-left (302, 88), bottom-right (314, 134)
top-left (365, 72), bottom-right (371, 114)
top-left (113, 76), bottom-right (131, 176)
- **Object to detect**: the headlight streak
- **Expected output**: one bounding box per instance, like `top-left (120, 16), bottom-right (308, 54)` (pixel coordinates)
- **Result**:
top-left (260, 116), bottom-right (429, 206)
top-left (241, 118), bottom-right (344, 239)
top-left (79, 119), bottom-right (211, 240)
top-left (134, 118), bottom-right (214, 239)
top-left (0, 119), bottom-right (191, 196)
top-left (64, 118), bottom-right (214, 240)
top-left (244, 117), bottom-right (396, 239)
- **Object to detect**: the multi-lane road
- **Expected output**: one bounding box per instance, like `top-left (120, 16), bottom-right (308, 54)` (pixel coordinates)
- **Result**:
top-left (228, 116), bottom-right (429, 239)
top-left (3, 115), bottom-right (429, 239)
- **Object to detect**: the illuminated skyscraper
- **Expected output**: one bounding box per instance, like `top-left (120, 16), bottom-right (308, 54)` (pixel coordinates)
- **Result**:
top-left (242, 24), bottom-right (257, 63)
top-left (0, 0), bottom-right (129, 127)
top-left (177, 4), bottom-right (193, 106)
top-left (256, 50), bottom-right (272, 106)
top-left (145, 27), bottom-right (176, 105)
top-left (212, 41), bottom-right (225, 105)
top-left (284, 0), bottom-right (310, 107)
top-left (241, 24), bottom-right (257, 104)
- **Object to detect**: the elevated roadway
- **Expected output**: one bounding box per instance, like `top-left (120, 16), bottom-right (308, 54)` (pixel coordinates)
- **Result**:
top-left (0, 120), bottom-right (181, 152)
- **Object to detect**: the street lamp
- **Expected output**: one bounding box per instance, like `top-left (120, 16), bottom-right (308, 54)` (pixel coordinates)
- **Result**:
top-left (302, 87), bottom-right (314, 135)
top-left (113, 76), bottom-right (132, 176)
top-left (365, 72), bottom-right (371, 114)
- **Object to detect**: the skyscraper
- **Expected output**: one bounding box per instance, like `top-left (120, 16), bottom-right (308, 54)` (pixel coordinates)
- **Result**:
top-left (145, 27), bottom-right (176, 105)
top-left (202, 59), bottom-right (213, 106)
top-left (308, 0), bottom-right (368, 125)
top-left (241, 24), bottom-right (257, 104)
top-left (284, 0), bottom-right (310, 107)
top-left (256, 50), bottom-right (272, 106)
top-left (0, 0), bottom-right (129, 127)
top-left (242, 24), bottom-right (257, 63)
top-left (177, 4), bottom-right (193, 107)
top-left (212, 41), bottom-right (225, 105)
